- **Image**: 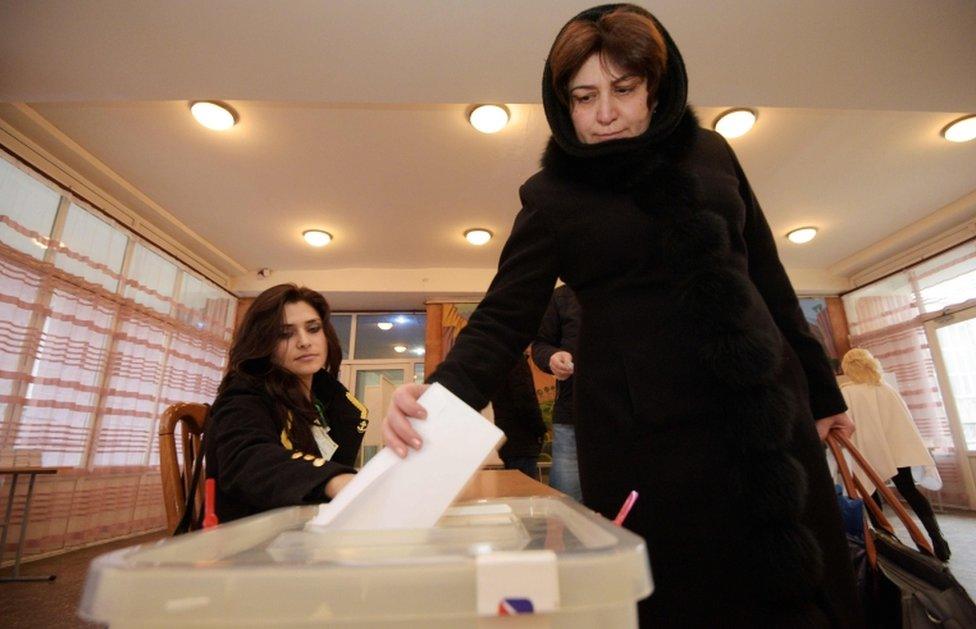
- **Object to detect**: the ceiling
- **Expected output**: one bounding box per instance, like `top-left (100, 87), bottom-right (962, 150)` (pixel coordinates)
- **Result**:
top-left (1, 1), bottom-right (975, 305)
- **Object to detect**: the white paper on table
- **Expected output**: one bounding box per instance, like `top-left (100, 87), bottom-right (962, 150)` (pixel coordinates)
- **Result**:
top-left (307, 383), bottom-right (505, 531)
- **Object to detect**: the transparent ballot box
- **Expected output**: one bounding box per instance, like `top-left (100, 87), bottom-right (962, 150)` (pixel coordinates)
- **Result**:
top-left (79, 497), bottom-right (652, 628)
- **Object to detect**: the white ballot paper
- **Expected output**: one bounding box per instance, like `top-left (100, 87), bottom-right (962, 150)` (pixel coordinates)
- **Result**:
top-left (307, 383), bottom-right (505, 531)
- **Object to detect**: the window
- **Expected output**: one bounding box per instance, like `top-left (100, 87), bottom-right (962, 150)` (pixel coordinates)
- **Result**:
top-left (353, 313), bottom-right (425, 359)
top-left (331, 314), bottom-right (352, 358)
top-left (0, 156), bottom-right (61, 259)
top-left (124, 243), bottom-right (178, 315)
top-left (54, 203), bottom-right (128, 292)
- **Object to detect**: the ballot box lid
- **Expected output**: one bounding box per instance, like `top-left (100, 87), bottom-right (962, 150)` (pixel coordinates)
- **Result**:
top-left (79, 497), bottom-right (652, 626)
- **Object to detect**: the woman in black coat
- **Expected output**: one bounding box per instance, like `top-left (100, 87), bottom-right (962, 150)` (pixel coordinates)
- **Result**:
top-left (384, 4), bottom-right (860, 626)
top-left (206, 284), bottom-right (368, 523)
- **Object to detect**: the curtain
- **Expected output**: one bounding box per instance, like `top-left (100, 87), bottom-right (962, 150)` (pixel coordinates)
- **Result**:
top-left (1, 155), bottom-right (235, 561)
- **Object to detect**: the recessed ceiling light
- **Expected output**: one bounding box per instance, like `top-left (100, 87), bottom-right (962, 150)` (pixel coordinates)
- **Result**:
top-left (302, 230), bottom-right (333, 247)
top-left (942, 115), bottom-right (976, 143)
top-left (189, 101), bottom-right (238, 131)
top-left (411, 347), bottom-right (426, 355)
top-left (393, 345), bottom-right (407, 353)
top-left (468, 105), bottom-right (510, 134)
top-left (787, 227), bottom-right (818, 244)
top-left (464, 228), bottom-right (493, 246)
top-left (714, 108), bottom-right (757, 139)
top-left (377, 322), bottom-right (393, 331)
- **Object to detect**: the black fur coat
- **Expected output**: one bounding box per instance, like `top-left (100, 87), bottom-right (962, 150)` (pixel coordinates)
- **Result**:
top-left (430, 4), bottom-right (860, 627)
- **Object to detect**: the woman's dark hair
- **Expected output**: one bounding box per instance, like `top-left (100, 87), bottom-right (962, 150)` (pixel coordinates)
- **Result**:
top-left (219, 283), bottom-right (342, 452)
top-left (549, 6), bottom-right (668, 108)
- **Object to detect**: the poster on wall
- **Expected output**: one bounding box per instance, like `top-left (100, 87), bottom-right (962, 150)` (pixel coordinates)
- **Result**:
top-left (799, 297), bottom-right (839, 367)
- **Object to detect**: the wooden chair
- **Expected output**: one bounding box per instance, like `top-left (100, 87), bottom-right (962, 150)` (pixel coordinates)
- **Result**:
top-left (158, 402), bottom-right (209, 533)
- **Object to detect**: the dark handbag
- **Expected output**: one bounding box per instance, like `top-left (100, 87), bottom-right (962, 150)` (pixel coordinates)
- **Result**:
top-left (827, 434), bottom-right (976, 628)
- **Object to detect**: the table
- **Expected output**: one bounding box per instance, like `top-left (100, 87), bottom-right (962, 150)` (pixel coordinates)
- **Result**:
top-left (0, 466), bottom-right (58, 582)
top-left (456, 469), bottom-right (564, 502)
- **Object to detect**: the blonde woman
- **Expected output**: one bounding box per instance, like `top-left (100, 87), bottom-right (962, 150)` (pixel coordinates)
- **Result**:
top-left (841, 348), bottom-right (950, 560)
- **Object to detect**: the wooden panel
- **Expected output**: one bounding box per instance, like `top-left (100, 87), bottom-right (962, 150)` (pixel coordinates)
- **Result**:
top-left (233, 297), bottom-right (254, 333)
top-left (825, 296), bottom-right (851, 360)
top-left (424, 303), bottom-right (443, 378)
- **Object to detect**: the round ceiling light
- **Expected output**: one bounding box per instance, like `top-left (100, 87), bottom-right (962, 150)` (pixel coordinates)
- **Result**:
top-left (377, 322), bottom-right (393, 331)
top-left (302, 230), bottom-right (333, 247)
top-left (468, 105), bottom-right (510, 134)
top-left (464, 228), bottom-right (493, 246)
top-left (941, 115), bottom-right (976, 143)
top-left (189, 101), bottom-right (238, 131)
top-left (393, 345), bottom-right (407, 353)
top-left (787, 227), bottom-right (818, 244)
top-left (411, 347), bottom-right (426, 356)
top-left (714, 108), bottom-right (757, 139)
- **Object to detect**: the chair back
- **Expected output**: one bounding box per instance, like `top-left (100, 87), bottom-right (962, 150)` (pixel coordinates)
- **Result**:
top-left (158, 402), bottom-right (209, 532)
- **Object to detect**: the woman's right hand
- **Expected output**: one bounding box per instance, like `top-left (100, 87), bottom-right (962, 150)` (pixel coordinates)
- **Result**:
top-left (382, 383), bottom-right (430, 457)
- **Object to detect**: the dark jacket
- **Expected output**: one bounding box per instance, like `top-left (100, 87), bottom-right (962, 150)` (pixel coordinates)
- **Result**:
top-left (531, 285), bottom-right (580, 425)
top-left (490, 356), bottom-right (547, 459)
top-left (205, 371), bottom-right (368, 523)
top-left (429, 5), bottom-right (859, 626)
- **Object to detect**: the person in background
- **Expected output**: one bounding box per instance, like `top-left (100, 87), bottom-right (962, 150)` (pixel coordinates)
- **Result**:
top-left (206, 284), bottom-right (368, 522)
top-left (840, 348), bottom-right (951, 561)
top-left (383, 5), bottom-right (859, 625)
top-left (531, 284), bottom-right (583, 500)
top-left (489, 352), bottom-right (547, 479)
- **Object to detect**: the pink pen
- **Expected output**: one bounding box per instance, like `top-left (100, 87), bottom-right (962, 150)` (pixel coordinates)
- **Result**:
top-left (613, 490), bottom-right (639, 527)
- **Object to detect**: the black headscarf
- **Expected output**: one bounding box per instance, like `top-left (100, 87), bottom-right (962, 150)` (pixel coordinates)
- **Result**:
top-left (541, 3), bottom-right (689, 159)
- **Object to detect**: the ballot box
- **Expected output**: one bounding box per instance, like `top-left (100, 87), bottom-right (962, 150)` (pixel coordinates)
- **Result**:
top-left (79, 497), bottom-right (652, 628)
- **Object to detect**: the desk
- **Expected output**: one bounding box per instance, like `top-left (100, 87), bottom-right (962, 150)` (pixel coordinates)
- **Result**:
top-left (456, 469), bottom-right (564, 502)
top-left (0, 466), bottom-right (57, 582)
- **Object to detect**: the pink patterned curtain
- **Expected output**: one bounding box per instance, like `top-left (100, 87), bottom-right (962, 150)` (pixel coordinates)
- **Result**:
top-left (1, 156), bottom-right (234, 561)
top-left (843, 240), bottom-right (976, 508)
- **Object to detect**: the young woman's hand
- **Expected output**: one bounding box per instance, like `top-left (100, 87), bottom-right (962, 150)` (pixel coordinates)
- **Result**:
top-left (324, 473), bottom-right (356, 498)
top-left (381, 383), bottom-right (430, 457)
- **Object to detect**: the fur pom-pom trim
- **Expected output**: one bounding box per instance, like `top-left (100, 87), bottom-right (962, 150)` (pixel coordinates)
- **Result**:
top-left (720, 385), bottom-right (797, 448)
top-left (699, 327), bottom-right (782, 389)
top-left (731, 451), bottom-right (807, 525)
top-left (657, 213), bottom-right (731, 275)
top-left (674, 267), bottom-right (753, 333)
top-left (633, 168), bottom-right (702, 218)
top-left (739, 524), bottom-right (824, 603)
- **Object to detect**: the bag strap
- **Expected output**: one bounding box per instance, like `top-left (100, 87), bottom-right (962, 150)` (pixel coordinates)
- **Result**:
top-left (826, 433), bottom-right (934, 556)
top-left (827, 434), bottom-right (880, 567)
top-left (173, 432), bottom-right (206, 536)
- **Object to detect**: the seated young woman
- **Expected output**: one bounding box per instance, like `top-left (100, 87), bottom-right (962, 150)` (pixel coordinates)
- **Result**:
top-left (205, 284), bottom-right (368, 522)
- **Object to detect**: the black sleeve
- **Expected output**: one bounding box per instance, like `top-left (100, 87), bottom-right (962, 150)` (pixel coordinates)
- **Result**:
top-left (725, 142), bottom-right (847, 420)
top-left (531, 293), bottom-right (563, 375)
top-left (428, 193), bottom-right (559, 409)
top-left (211, 393), bottom-right (356, 510)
